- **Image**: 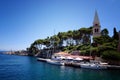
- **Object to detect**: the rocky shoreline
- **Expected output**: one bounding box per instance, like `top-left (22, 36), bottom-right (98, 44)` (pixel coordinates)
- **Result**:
top-left (3, 50), bottom-right (29, 56)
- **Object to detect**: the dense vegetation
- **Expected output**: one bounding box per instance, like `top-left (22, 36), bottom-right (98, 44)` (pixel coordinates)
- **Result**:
top-left (27, 27), bottom-right (120, 61)
top-left (102, 50), bottom-right (120, 61)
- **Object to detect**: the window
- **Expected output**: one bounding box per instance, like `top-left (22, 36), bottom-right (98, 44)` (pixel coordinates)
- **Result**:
top-left (94, 29), bottom-right (96, 32)
top-left (97, 29), bottom-right (99, 32)
top-left (94, 28), bottom-right (99, 33)
top-left (95, 24), bottom-right (98, 26)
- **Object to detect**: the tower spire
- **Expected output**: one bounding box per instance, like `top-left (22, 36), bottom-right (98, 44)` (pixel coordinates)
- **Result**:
top-left (93, 10), bottom-right (100, 25)
top-left (92, 10), bottom-right (101, 37)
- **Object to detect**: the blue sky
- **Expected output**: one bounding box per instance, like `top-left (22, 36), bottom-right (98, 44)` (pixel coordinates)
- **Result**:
top-left (0, 0), bottom-right (120, 50)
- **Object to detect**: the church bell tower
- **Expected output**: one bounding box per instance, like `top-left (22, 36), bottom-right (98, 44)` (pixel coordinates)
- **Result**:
top-left (93, 11), bottom-right (101, 37)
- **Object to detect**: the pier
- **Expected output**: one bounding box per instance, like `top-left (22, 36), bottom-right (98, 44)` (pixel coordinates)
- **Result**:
top-left (107, 65), bottom-right (120, 69)
top-left (64, 62), bottom-right (80, 68)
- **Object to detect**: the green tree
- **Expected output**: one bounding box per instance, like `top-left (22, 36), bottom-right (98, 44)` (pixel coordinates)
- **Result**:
top-left (101, 28), bottom-right (109, 36)
top-left (66, 30), bottom-right (73, 46)
top-left (28, 43), bottom-right (39, 56)
top-left (79, 27), bottom-right (92, 44)
top-left (43, 37), bottom-right (50, 48)
top-left (57, 32), bottom-right (65, 47)
top-left (50, 35), bottom-right (60, 47)
top-left (112, 27), bottom-right (119, 40)
top-left (59, 32), bottom-right (68, 46)
top-left (35, 39), bottom-right (43, 50)
top-left (73, 30), bottom-right (82, 45)
top-left (102, 50), bottom-right (120, 61)
top-left (93, 36), bottom-right (111, 45)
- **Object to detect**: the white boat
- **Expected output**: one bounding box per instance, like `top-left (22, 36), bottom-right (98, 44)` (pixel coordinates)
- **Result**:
top-left (37, 58), bottom-right (48, 62)
top-left (80, 62), bottom-right (107, 69)
top-left (47, 59), bottom-right (64, 66)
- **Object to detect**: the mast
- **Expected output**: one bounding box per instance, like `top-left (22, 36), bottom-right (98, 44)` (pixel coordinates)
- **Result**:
top-left (53, 29), bottom-right (55, 53)
top-left (90, 35), bottom-right (93, 57)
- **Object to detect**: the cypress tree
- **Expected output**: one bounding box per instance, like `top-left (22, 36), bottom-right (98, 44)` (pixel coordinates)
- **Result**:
top-left (112, 27), bottom-right (119, 40)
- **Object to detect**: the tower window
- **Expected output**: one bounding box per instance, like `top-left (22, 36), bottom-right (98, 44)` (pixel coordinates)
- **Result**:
top-left (94, 29), bottom-right (99, 33)
top-left (95, 29), bottom-right (96, 32)
top-left (97, 29), bottom-right (99, 32)
top-left (95, 24), bottom-right (98, 26)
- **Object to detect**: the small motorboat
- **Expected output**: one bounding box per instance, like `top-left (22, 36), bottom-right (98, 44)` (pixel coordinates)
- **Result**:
top-left (46, 59), bottom-right (64, 66)
top-left (80, 62), bottom-right (107, 69)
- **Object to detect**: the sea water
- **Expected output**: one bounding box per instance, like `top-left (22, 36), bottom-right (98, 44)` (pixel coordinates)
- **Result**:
top-left (0, 53), bottom-right (120, 80)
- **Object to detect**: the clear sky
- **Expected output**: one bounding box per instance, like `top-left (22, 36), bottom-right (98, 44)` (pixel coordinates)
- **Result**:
top-left (0, 0), bottom-right (120, 50)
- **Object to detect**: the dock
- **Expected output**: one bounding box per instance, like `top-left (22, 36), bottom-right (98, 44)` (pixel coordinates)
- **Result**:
top-left (37, 58), bottom-right (120, 69)
top-left (107, 65), bottom-right (120, 69)
top-left (64, 62), bottom-right (80, 68)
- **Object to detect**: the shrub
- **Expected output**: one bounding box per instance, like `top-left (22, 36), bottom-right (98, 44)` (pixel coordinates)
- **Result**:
top-left (102, 50), bottom-right (120, 61)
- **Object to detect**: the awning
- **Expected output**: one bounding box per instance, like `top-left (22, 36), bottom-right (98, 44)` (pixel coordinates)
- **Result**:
top-left (74, 57), bottom-right (83, 61)
top-left (66, 56), bottom-right (73, 60)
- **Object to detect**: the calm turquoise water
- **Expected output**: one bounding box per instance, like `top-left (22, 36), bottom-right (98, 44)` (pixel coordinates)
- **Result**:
top-left (0, 53), bottom-right (120, 80)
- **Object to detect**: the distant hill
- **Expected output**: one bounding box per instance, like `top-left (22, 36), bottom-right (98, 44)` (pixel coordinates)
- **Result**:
top-left (0, 50), bottom-right (8, 53)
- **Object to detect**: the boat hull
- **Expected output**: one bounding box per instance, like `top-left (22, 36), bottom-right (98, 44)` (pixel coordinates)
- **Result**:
top-left (47, 59), bottom-right (64, 66)
top-left (80, 63), bottom-right (107, 69)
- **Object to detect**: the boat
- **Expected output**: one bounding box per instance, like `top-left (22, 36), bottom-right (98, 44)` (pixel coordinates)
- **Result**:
top-left (37, 58), bottom-right (48, 62)
top-left (80, 62), bottom-right (107, 69)
top-left (46, 59), bottom-right (64, 66)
